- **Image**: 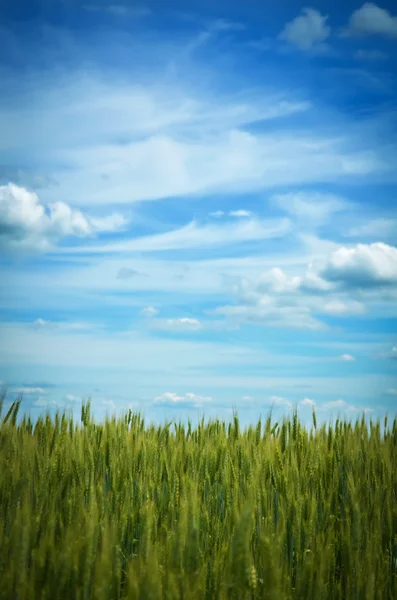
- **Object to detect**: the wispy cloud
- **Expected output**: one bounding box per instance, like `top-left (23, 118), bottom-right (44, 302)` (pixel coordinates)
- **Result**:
top-left (321, 399), bottom-right (374, 413)
top-left (31, 318), bottom-right (93, 331)
top-left (272, 191), bottom-right (351, 227)
top-left (354, 49), bottom-right (389, 61)
top-left (14, 387), bottom-right (46, 394)
top-left (59, 217), bottom-right (292, 254)
top-left (83, 4), bottom-right (151, 19)
top-left (345, 218), bottom-right (397, 241)
top-left (116, 267), bottom-right (142, 279)
top-left (229, 210), bottom-right (253, 218)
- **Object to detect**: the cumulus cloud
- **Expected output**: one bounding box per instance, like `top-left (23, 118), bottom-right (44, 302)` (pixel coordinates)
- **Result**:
top-left (257, 268), bottom-right (301, 294)
top-left (345, 3), bottom-right (397, 37)
top-left (279, 8), bottom-right (331, 51)
top-left (319, 243), bottom-right (397, 289)
top-left (153, 392), bottom-right (212, 408)
top-left (0, 184), bottom-right (128, 252)
top-left (213, 241), bottom-right (397, 330)
top-left (299, 270), bottom-right (334, 294)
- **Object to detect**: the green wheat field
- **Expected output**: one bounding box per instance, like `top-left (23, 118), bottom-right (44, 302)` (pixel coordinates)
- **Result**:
top-left (1, 395), bottom-right (396, 599)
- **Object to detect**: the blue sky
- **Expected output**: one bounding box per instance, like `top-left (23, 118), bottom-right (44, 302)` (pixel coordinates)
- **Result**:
top-left (1, 0), bottom-right (397, 426)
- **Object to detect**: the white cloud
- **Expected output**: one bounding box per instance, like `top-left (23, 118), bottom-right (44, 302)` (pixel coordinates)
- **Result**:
top-left (322, 399), bottom-right (350, 409)
top-left (31, 318), bottom-right (92, 331)
top-left (186, 18), bottom-right (245, 55)
top-left (213, 303), bottom-right (325, 330)
top-left (340, 354), bottom-right (356, 362)
top-left (257, 267), bottom-right (301, 294)
top-left (320, 243), bottom-right (397, 289)
top-left (162, 317), bottom-right (202, 331)
top-left (242, 395), bottom-right (253, 401)
top-left (300, 397), bottom-right (316, 407)
top-left (15, 387), bottom-right (45, 394)
top-left (0, 184), bottom-right (128, 252)
top-left (299, 269), bottom-right (335, 293)
top-left (61, 216), bottom-right (292, 254)
top-left (385, 388), bottom-right (397, 396)
top-left (89, 213), bottom-right (129, 232)
top-left (273, 191), bottom-right (350, 226)
top-left (34, 398), bottom-right (62, 408)
top-left (153, 392), bottom-right (212, 407)
top-left (229, 210), bottom-right (252, 218)
top-left (320, 300), bottom-right (366, 316)
top-left (345, 3), bottom-right (397, 37)
top-left (345, 218), bottom-right (397, 240)
top-left (279, 8), bottom-right (331, 51)
top-left (210, 209), bottom-right (253, 219)
top-left (65, 394), bottom-right (81, 403)
top-left (268, 395), bottom-right (292, 408)
top-left (141, 306), bottom-right (159, 317)
top-left (32, 318), bottom-right (51, 329)
top-left (321, 399), bottom-right (373, 413)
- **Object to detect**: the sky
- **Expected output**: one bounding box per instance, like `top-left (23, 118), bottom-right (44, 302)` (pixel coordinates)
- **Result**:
top-left (0, 0), bottom-right (397, 427)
